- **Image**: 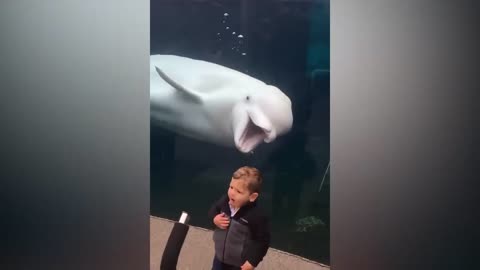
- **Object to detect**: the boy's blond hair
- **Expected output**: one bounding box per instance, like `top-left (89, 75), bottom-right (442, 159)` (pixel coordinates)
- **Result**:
top-left (232, 166), bottom-right (263, 193)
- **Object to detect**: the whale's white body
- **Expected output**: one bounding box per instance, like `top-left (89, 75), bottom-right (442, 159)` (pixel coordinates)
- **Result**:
top-left (150, 54), bottom-right (293, 153)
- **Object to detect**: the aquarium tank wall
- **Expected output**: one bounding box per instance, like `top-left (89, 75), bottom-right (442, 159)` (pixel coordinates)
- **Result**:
top-left (150, 0), bottom-right (330, 264)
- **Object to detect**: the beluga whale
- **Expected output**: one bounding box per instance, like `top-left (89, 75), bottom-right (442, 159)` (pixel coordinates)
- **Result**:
top-left (150, 54), bottom-right (293, 153)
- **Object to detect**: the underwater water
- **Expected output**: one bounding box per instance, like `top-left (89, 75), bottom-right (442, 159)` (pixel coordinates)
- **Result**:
top-left (150, 0), bottom-right (330, 264)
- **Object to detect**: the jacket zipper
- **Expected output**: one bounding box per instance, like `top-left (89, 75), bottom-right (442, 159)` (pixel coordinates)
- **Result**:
top-left (222, 216), bottom-right (231, 262)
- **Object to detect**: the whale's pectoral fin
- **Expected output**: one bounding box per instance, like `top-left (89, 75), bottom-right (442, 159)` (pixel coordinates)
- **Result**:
top-left (155, 66), bottom-right (203, 103)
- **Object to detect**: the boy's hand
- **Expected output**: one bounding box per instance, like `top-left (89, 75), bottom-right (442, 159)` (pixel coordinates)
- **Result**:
top-left (241, 261), bottom-right (254, 270)
top-left (213, 213), bottom-right (230, 229)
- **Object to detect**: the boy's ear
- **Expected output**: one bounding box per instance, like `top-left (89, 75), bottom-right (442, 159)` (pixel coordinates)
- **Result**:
top-left (249, 192), bottom-right (259, 202)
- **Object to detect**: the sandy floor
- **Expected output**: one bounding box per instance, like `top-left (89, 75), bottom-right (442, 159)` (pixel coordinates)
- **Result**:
top-left (150, 216), bottom-right (329, 270)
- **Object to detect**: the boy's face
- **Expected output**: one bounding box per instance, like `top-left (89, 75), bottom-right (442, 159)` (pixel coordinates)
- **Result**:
top-left (227, 178), bottom-right (258, 209)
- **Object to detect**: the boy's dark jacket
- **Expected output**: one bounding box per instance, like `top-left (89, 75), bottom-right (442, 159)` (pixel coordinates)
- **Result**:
top-left (208, 194), bottom-right (270, 267)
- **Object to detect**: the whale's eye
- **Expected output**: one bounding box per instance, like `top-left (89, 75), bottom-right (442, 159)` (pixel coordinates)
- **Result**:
top-left (246, 96), bottom-right (250, 101)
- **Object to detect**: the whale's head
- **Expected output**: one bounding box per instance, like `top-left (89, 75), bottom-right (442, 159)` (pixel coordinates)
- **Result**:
top-left (232, 85), bottom-right (293, 153)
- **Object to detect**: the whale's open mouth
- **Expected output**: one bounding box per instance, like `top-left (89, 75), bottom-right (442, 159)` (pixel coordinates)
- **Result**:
top-left (234, 109), bottom-right (275, 153)
top-left (237, 118), bottom-right (266, 153)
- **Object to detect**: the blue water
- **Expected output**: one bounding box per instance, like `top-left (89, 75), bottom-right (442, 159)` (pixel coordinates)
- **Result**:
top-left (150, 0), bottom-right (330, 264)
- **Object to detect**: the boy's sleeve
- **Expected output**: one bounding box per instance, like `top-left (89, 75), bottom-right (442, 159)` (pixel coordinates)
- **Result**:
top-left (245, 213), bottom-right (271, 267)
top-left (207, 194), bottom-right (227, 225)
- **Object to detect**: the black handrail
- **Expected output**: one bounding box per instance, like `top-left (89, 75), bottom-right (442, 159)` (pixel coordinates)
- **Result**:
top-left (160, 212), bottom-right (190, 270)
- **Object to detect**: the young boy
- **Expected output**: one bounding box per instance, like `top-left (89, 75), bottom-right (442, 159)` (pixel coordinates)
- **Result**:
top-left (208, 166), bottom-right (271, 270)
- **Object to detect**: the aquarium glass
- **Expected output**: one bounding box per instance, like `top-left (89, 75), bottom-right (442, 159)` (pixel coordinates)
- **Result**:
top-left (151, 0), bottom-right (330, 264)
